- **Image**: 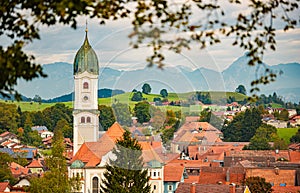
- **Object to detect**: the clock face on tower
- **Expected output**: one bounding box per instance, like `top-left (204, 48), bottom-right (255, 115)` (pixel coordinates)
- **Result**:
top-left (83, 95), bottom-right (89, 102)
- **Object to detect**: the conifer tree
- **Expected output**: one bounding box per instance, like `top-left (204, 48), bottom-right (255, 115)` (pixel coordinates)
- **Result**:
top-left (100, 130), bottom-right (151, 193)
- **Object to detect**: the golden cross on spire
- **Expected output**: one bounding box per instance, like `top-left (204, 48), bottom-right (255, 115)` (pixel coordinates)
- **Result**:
top-left (85, 20), bottom-right (88, 33)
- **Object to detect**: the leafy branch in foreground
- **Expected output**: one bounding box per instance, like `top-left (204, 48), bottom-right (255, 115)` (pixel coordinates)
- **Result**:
top-left (0, 0), bottom-right (299, 98)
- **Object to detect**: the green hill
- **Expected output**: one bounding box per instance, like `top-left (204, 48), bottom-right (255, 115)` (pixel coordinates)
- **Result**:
top-left (3, 91), bottom-right (247, 112)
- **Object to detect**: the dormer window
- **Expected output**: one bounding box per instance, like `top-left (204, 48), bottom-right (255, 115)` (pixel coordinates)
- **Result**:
top-left (83, 82), bottom-right (89, 89)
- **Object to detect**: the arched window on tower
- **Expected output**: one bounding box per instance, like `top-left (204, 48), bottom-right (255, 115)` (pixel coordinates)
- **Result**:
top-left (81, 117), bottom-right (85, 123)
top-left (83, 82), bottom-right (89, 89)
top-left (92, 176), bottom-right (99, 193)
top-left (87, 117), bottom-right (91, 123)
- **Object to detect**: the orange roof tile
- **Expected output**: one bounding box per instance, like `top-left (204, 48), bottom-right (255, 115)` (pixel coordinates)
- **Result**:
top-left (139, 141), bottom-right (163, 163)
top-left (272, 186), bottom-right (300, 193)
top-left (106, 122), bottom-right (125, 141)
top-left (10, 162), bottom-right (29, 176)
top-left (289, 151), bottom-right (300, 163)
top-left (184, 175), bottom-right (199, 183)
top-left (150, 141), bottom-right (163, 150)
top-left (0, 182), bottom-right (9, 192)
top-left (71, 143), bottom-right (101, 167)
top-left (271, 150), bottom-right (290, 161)
top-left (175, 183), bottom-right (246, 193)
top-left (198, 166), bottom-right (245, 185)
top-left (245, 168), bottom-right (295, 186)
top-left (164, 163), bottom-right (185, 182)
top-left (27, 159), bottom-right (43, 168)
top-left (198, 167), bottom-right (226, 184)
top-left (71, 133), bottom-right (116, 167)
top-left (156, 153), bottom-right (180, 163)
top-left (169, 159), bottom-right (209, 168)
top-left (72, 123), bottom-right (164, 168)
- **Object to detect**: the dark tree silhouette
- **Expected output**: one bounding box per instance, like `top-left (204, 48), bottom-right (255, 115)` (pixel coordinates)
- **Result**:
top-left (0, 0), bottom-right (299, 98)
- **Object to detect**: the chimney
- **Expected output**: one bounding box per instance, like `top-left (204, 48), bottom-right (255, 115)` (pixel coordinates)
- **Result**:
top-left (229, 183), bottom-right (236, 193)
top-left (190, 183), bottom-right (196, 193)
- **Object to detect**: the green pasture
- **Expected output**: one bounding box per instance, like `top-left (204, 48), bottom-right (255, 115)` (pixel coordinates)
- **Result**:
top-left (2, 91), bottom-right (247, 113)
top-left (277, 128), bottom-right (298, 144)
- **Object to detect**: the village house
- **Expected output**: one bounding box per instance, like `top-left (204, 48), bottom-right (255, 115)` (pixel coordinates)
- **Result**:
top-left (31, 126), bottom-right (54, 139)
top-left (171, 121), bottom-right (223, 154)
top-left (290, 115), bottom-right (300, 126)
top-left (9, 162), bottom-right (30, 179)
top-left (163, 163), bottom-right (186, 193)
top-left (26, 158), bottom-right (45, 174)
top-left (0, 131), bottom-right (21, 148)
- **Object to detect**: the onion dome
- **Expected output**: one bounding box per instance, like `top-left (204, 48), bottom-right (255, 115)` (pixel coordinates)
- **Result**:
top-left (70, 160), bottom-right (85, 169)
top-left (73, 28), bottom-right (99, 75)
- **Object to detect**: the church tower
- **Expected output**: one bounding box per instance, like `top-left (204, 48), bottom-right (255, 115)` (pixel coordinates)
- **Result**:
top-left (73, 28), bottom-right (99, 155)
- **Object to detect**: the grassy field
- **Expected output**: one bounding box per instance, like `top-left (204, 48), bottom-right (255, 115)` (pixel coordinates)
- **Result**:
top-left (277, 128), bottom-right (298, 144)
top-left (2, 91), bottom-right (247, 112)
top-left (271, 103), bottom-right (284, 108)
top-left (3, 101), bottom-right (56, 112)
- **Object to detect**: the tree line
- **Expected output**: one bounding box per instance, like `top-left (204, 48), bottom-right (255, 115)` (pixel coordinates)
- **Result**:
top-left (131, 83), bottom-right (169, 102)
top-left (222, 107), bottom-right (292, 150)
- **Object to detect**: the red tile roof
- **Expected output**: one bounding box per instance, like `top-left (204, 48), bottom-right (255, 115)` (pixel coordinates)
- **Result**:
top-left (139, 141), bottom-right (163, 163)
top-left (72, 125), bottom-right (164, 167)
top-left (27, 159), bottom-right (43, 168)
top-left (289, 151), bottom-right (300, 163)
top-left (71, 133), bottom-right (116, 167)
top-left (71, 142), bottom-right (101, 167)
top-left (175, 183), bottom-right (245, 193)
top-left (164, 163), bottom-right (184, 182)
top-left (272, 186), bottom-right (300, 193)
top-left (173, 122), bottom-right (223, 145)
top-left (169, 159), bottom-right (210, 168)
top-left (106, 122), bottom-right (125, 141)
top-left (0, 182), bottom-right (9, 192)
top-left (245, 168), bottom-right (296, 186)
top-left (10, 162), bottom-right (29, 177)
top-left (198, 167), bottom-right (226, 184)
top-left (184, 175), bottom-right (200, 183)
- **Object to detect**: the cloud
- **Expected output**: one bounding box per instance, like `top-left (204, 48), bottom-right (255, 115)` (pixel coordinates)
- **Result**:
top-left (20, 4), bottom-right (299, 71)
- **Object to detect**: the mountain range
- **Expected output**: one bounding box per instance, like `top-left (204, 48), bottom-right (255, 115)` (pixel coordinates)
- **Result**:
top-left (14, 54), bottom-right (300, 103)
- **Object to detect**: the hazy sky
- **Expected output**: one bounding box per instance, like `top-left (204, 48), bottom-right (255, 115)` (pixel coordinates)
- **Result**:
top-left (20, 2), bottom-right (300, 72)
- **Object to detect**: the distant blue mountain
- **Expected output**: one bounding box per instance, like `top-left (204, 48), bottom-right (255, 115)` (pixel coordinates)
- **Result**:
top-left (43, 88), bottom-right (125, 103)
top-left (14, 55), bottom-right (300, 103)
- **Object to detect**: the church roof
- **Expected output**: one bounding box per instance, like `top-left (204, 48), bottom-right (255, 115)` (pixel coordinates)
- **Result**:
top-left (71, 142), bottom-right (101, 167)
top-left (105, 122), bottom-right (125, 142)
top-left (71, 122), bottom-right (163, 168)
top-left (73, 30), bottom-right (99, 75)
top-left (71, 134), bottom-right (115, 167)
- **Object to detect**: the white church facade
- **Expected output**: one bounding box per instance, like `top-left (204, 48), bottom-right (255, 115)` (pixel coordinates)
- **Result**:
top-left (68, 29), bottom-right (164, 193)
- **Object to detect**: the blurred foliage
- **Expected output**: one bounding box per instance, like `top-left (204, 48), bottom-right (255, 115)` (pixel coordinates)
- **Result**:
top-left (99, 104), bottom-right (116, 131)
top-left (0, 0), bottom-right (299, 99)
